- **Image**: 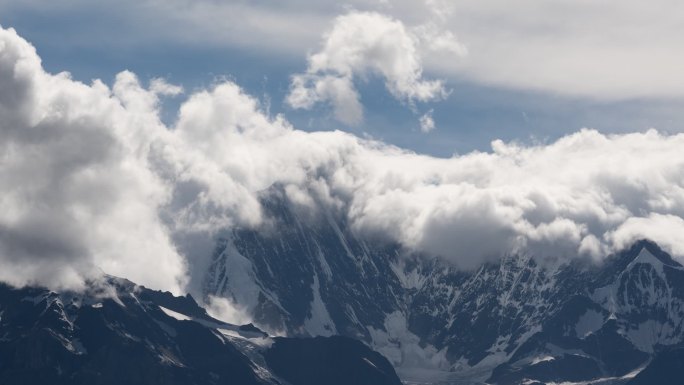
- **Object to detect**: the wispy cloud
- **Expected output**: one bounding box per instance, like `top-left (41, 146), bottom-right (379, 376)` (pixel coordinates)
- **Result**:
top-left (419, 110), bottom-right (435, 132)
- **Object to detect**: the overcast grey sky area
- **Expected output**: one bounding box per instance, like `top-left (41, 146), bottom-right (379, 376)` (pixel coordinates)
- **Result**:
top-left (2, 0), bottom-right (684, 293)
top-left (2, 0), bottom-right (683, 157)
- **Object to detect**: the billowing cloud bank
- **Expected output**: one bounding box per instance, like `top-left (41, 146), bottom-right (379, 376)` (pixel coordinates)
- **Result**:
top-left (1, 25), bottom-right (684, 293)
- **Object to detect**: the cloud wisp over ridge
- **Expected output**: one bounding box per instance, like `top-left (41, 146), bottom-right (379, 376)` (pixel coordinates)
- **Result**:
top-left (1, 25), bottom-right (684, 295)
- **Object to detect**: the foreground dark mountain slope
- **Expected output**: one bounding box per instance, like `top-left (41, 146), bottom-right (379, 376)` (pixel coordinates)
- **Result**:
top-left (205, 189), bottom-right (684, 384)
top-left (0, 277), bottom-right (402, 385)
top-left (628, 346), bottom-right (684, 385)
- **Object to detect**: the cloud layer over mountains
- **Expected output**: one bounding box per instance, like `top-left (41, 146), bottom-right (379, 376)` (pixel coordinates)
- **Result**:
top-left (1, 25), bottom-right (684, 293)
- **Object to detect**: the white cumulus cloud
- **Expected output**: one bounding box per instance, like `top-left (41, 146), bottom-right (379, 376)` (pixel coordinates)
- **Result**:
top-left (287, 11), bottom-right (456, 124)
top-left (0, 27), bottom-right (185, 291)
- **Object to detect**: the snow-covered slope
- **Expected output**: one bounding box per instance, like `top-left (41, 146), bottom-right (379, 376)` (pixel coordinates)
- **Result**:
top-left (203, 189), bottom-right (684, 384)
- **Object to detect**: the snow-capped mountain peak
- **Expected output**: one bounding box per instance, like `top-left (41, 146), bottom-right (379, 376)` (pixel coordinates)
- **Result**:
top-left (202, 191), bottom-right (684, 384)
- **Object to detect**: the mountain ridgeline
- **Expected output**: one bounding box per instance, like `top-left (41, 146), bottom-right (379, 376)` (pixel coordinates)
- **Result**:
top-left (204, 188), bottom-right (684, 384)
top-left (0, 278), bottom-right (402, 385)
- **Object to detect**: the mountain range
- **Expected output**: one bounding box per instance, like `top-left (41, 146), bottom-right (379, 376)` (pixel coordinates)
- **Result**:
top-left (1, 189), bottom-right (683, 384)
top-left (204, 189), bottom-right (684, 384)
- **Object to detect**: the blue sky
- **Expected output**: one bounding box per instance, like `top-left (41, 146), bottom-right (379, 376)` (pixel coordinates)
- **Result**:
top-left (2, 0), bottom-right (683, 157)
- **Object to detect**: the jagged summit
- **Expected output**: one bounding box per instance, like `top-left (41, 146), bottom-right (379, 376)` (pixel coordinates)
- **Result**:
top-left (604, 239), bottom-right (681, 271)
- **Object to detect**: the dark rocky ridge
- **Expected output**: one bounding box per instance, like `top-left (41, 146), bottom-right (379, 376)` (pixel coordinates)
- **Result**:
top-left (0, 277), bottom-right (402, 385)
